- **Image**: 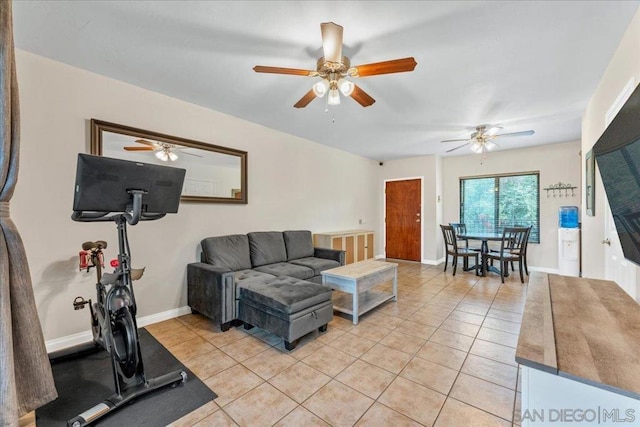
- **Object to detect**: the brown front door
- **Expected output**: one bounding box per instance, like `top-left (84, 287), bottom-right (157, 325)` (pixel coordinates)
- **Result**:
top-left (385, 179), bottom-right (421, 261)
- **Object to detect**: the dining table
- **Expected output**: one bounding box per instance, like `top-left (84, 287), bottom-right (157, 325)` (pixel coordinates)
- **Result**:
top-left (457, 231), bottom-right (506, 277)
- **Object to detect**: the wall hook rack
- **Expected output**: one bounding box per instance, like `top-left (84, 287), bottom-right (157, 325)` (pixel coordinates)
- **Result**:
top-left (543, 182), bottom-right (577, 198)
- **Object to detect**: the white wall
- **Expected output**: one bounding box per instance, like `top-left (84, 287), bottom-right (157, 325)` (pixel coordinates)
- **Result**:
top-left (442, 141), bottom-right (581, 271)
top-left (13, 50), bottom-right (379, 341)
top-left (582, 8), bottom-right (640, 280)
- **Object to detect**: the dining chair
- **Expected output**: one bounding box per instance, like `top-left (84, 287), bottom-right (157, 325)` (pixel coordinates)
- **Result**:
top-left (440, 225), bottom-right (479, 276)
top-left (449, 223), bottom-right (468, 246)
top-left (483, 227), bottom-right (529, 283)
top-left (516, 226), bottom-right (533, 275)
top-left (449, 223), bottom-right (481, 269)
top-left (492, 225), bottom-right (533, 275)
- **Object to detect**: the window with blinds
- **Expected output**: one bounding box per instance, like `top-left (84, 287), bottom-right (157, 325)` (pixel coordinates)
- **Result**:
top-left (459, 172), bottom-right (540, 243)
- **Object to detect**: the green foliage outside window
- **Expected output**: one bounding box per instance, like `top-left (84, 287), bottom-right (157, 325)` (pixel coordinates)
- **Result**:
top-left (460, 173), bottom-right (539, 243)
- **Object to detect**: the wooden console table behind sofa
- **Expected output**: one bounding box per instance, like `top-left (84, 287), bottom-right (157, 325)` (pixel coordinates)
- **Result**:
top-left (314, 230), bottom-right (374, 265)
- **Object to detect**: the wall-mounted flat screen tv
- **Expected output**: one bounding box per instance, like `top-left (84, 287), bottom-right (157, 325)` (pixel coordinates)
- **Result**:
top-left (593, 83), bottom-right (640, 266)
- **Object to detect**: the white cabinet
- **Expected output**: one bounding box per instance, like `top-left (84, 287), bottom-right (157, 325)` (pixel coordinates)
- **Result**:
top-left (314, 230), bottom-right (375, 265)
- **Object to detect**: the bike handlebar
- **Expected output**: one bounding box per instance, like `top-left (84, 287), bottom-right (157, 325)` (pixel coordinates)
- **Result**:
top-left (71, 190), bottom-right (166, 225)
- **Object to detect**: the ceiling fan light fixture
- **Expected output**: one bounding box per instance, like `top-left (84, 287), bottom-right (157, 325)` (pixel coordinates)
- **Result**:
top-left (168, 151), bottom-right (178, 161)
top-left (338, 78), bottom-right (354, 96)
top-left (484, 140), bottom-right (497, 151)
top-left (328, 87), bottom-right (340, 105)
top-left (312, 80), bottom-right (330, 97)
top-left (155, 150), bottom-right (169, 161)
top-left (470, 141), bottom-right (483, 154)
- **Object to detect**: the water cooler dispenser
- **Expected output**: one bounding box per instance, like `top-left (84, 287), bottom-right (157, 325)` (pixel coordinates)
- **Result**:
top-left (558, 206), bottom-right (580, 276)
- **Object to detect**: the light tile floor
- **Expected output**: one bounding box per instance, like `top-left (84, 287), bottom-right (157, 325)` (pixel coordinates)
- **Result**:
top-left (21, 260), bottom-right (527, 427)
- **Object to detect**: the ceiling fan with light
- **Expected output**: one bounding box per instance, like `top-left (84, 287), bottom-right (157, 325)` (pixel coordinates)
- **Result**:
top-left (123, 139), bottom-right (203, 162)
top-left (253, 22), bottom-right (417, 108)
top-left (441, 125), bottom-right (535, 154)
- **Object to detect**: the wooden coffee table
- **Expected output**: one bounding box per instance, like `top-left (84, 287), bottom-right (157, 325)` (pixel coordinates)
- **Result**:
top-left (321, 260), bottom-right (398, 324)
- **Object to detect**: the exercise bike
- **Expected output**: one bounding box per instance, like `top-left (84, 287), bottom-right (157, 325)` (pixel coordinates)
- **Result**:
top-left (73, 235), bottom-right (156, 393)
top-left (62, 153), bottom-right (188, 427)
top-left (62, 202), bottom-right (187, 427)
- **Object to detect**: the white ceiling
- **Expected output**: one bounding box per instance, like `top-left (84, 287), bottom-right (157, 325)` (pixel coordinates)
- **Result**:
top-left (12, 1), bottom-right (640, 161)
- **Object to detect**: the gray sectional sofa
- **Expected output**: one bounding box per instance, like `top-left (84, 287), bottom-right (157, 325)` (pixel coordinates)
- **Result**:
top-left (187, 230), bottom-right (345, 349)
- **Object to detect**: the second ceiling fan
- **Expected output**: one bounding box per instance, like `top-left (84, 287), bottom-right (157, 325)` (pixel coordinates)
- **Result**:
top-left (123, 139), bottom-right (202, 162)
top-left (442, 125), bottom-right (535, 154)
top-left (253, 22), bottom-right (417, 108)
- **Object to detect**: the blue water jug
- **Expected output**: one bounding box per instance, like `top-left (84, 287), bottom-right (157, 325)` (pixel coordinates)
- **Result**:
top-left (559, 206), bottom-right (578, 228)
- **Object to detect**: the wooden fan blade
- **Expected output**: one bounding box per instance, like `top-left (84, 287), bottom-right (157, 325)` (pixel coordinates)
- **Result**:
top-left (124, 146), bottom-right (154, 151)
top-left (294, 89), bottom-right (317, 108)
top-left (441, 138), bottom-right (471, 143)
top-left (495, 130), bottom-right (535, 138)
top-left (352, 57), bottom-right (417, 77)
top-left (350, 84), bottom-right (376, 107)
top-left (253, 66), bottom-right (314, 76)
top-left (447, 142), bottom-right (470, 153)
top-left (321, 22), bottom-right (343, 64)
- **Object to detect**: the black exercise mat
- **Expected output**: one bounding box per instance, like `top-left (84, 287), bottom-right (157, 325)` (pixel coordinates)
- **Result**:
top-left (37, 328), bottom-right (217, 426)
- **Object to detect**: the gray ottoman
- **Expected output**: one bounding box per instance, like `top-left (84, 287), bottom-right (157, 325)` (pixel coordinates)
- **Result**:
top-left (237, 277), bottom-right (333, 350)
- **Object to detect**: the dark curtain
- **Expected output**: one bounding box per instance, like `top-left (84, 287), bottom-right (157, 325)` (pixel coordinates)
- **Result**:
top-left (0, 0), bottom-right (57, 424)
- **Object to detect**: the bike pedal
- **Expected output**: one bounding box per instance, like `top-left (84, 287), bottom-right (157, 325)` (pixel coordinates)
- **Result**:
top-left (73, 296), bottom-right (91, 310)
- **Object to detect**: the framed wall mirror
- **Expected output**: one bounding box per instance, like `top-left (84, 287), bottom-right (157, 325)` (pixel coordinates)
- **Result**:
top-left (90, 119), bottom-right (247, 204)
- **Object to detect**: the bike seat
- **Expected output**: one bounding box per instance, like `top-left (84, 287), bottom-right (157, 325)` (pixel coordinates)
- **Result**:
top-left (82, 240), bottom-right (108, 251)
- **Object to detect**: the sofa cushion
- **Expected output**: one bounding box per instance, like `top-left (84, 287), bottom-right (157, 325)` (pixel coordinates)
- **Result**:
top-left (233, 269), bottom-right (276, 285)
top-left (283, 230), bottom-right (315, 261)
top-left (289, 257), bottom-right (340, 276)
top-left (239, 277), bottom-right (332, 314)
top-left (253, 262), bottom-right (314, 280)
top-left (201, 235), bottom-right (252, 271)
top-left (248, 232), bottom-right (287, 267)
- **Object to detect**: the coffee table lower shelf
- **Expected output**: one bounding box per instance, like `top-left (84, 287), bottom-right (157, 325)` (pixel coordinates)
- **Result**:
top-left (332, 289), bottom-right (396, 319)
top-left (321, 260), bottom-right (398, 325)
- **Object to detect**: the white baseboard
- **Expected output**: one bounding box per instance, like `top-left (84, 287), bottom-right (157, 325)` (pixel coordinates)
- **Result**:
top-left (136, 306), bottom-right (192, 328)
top-left (528, 266), bottom-right (559, 274)
top-left (45, 305), bottom-right (192, 353)
top-left (376, 254), bottom-right (443, 265)
top-left (422, 258), bottom-right (445, 265)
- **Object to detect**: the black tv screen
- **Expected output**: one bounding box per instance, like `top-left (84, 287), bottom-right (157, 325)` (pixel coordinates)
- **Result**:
top-left (593, 83), bottom-right (640, 266)
top-left (73, 154), bottom-right (186, 214)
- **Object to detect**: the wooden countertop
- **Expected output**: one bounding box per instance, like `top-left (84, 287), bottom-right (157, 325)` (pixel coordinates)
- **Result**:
top-left (514, 273), bottom-right (557, 374)
top-left (516, 273), bottom-right (640, 399)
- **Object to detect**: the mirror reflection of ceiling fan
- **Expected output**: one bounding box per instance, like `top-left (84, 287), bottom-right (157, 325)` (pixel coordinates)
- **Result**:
top-left (441, 125), bottom-right (535, 154)
top-left (253, 22), bottom-right (417, 108)
top-left (123, 139), bottom-right (203, 162)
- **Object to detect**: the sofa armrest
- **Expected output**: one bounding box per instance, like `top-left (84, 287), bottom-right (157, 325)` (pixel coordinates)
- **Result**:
top-left (314, 247), bottom-right (346, 266)
top-left (187, 262), bottom-right (237, 326)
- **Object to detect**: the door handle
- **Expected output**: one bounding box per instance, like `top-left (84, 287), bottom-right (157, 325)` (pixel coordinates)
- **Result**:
top-left (602, 238), bottom-right (611, 246)
top-left (416, 219), bottom-right (420, 223)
